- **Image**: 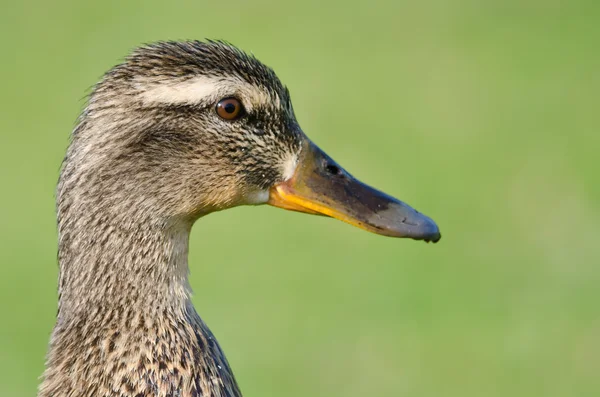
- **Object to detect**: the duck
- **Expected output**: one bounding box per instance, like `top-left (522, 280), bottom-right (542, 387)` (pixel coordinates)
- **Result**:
top-left (39, 40), bottom-right (441, 397)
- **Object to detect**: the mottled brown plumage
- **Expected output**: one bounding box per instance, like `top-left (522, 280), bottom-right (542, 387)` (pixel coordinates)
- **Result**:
top-left (40, 41), bottom-right (302, 397)
top-left (40, 40), bottom-right (441, 397)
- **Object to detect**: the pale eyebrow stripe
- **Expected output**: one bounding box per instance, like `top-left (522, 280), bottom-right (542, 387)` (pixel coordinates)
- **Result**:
top-left (139, 76), bottom-right (223, 105)
top-left (138, 76), bottom-right (280, 111)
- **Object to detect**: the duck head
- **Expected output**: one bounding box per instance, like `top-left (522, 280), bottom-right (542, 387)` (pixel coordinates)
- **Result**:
top-left (69, 41), bottom-right (440, 242)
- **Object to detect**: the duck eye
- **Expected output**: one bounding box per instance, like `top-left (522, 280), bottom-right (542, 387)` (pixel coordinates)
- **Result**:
top-left (216, 97), bottom-right (244, 120)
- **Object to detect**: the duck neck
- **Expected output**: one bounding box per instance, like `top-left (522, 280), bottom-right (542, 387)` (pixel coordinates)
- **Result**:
top-left (57, 213), bottom-right (194, 320)
top-left (44, 212), bottom-right (243, 397)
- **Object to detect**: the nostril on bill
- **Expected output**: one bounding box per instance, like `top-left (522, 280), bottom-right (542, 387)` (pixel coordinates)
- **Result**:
top-left (325, 163), bottom-right (341, 176)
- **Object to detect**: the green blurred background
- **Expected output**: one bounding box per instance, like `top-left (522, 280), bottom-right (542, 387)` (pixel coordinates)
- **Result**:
top-left (1, 1), bottom-right (599, 396)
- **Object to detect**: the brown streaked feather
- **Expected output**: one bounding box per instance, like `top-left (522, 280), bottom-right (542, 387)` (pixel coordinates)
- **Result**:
top-left (40, 41), bottom-right (303, 397)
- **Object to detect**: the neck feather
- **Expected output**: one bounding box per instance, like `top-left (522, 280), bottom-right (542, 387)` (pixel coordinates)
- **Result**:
top-left (57, 209), bottom-right (193, 317)
top-left (42, 201), bottom-right (242, 397)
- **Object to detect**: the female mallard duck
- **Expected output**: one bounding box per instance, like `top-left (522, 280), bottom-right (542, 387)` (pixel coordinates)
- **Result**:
top-left (39, 41), bottom-right (441, 397)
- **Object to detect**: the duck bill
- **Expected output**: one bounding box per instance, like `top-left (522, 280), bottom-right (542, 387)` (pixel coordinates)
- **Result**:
top-left (268, 141), bottom-right (441, 243)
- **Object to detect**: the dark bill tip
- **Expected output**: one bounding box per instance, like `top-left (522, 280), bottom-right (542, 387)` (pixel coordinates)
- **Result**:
top-left (367, 201), bottom-right (441, 243)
